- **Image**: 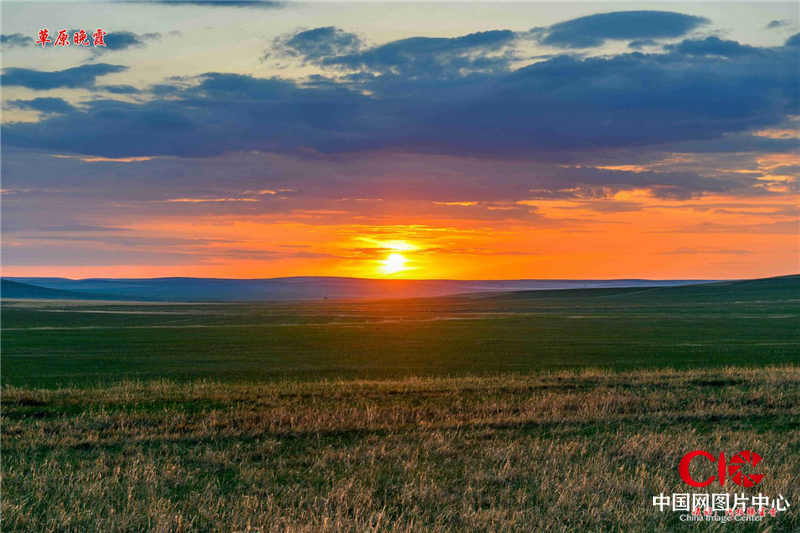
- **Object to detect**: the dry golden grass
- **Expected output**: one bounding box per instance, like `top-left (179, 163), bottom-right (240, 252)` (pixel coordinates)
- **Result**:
top-left (3, 366), bottom-right (798, 532)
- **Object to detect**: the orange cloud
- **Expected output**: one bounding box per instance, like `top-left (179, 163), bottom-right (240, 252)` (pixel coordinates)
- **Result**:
top-left (5, 189), bottom-right (797, 281)
top-left (165, 197), bottom-right (258, 203)
top-left (53, 155), bottom-right (156, 163)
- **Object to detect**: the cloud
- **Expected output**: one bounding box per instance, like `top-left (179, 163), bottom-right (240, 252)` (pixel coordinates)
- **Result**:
top-left (766, 19), bottom-right (791, 29)
top-left (164, 197), bottom-right (258, 203)
top-left (394, 46), bottom-right (797, 156)
top-left (98, 84), bottom-right (140, 94)
top-left (274, 26), bottom-right (362, 61)
top-left (665, 36), bottom-right (760, 57)
top-left (36, 224), bottom-right (131, 232)
top-left (660, 247), bottom-right (752, 255)
top-left (127, 0), bottom-right (281, 7)
top-left (2, 28), bottom-right (798, 167)
top-left (628, 39), bottom-right (657, 49)
top-left (272, 27), bottom-right (516, 78)
top-left (325, 30), bottom-right (515, 76)
top-left (536, 11), bottom-right (708, 48)
top-left (0, 147), bottom-right (771, 233)
top-left (663, 132), bottom-right (799, 155)
top-left (8, 97), bottom-right (76, 114)
top-left (48, 30), bottom-right (162, 53)
top-left (52, 154), bottom-right (156, 163)
top-left (1, 63), bottom-right (127, 90)
top-left (669, 220), bottom-right (799, 235)
top-left (100, 31), bottom-right (161, 51)
top-left (433, 201), bottom-right (479, 207)
top-left (516, 165), bottom-right (742, 200)
top-left (1, 33), bottom-right (29, 48)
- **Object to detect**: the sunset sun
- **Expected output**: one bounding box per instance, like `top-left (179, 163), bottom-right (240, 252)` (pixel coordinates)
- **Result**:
top-left (379, 252), bottom-right (409, 275)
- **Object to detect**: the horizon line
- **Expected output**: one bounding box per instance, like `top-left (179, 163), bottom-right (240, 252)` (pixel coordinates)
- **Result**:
top-left (5, 274), bottom-right (777, 282)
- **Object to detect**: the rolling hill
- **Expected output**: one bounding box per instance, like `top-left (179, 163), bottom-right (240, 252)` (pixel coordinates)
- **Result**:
top-left (1, 276), bottom-right (712, 302)
top-left (0, 279), bottom-right (111, 300)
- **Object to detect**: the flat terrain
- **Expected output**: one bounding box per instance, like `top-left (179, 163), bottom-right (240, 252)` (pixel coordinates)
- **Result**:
top-left (2, 276), bottom-right (799, 531)
top-left (3, 276), bottom-right (799, 387)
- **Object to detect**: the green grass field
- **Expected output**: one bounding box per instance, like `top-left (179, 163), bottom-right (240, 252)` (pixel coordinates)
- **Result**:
top-left (2, 276), bottom-right (799, 531)
top-left (3, 276), bottom-right (799, 387)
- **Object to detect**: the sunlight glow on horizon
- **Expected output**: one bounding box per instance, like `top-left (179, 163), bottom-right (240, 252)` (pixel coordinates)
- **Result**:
top-left (379, 252), bottom-right (410, 275)
top-left (4, 189), bottom-right (797, 280)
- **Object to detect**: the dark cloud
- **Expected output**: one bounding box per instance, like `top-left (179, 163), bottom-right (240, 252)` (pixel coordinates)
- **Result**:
top-left (98, 84), bottom-right (141, 94)
top-left (2, 74), bottom-right (345, 157)
top-left (392, 47), bottom-right (798, 156)
top-left (1, 33), bottom-right (29, 48)
top-left (663, 132), bottom-right (799, 154)
top-left (323, 30), bottom-right (515, 76)
top-left (149, 83), bottom-right (184, 96)
top-left (766, 19), bottom-right (791, 29)
top-left (127, 0), bottom-right (282, 6)
top-left (272, 27), bottom-right (516, 78)
top-left (276, 26), bottom-right (362, 61)
top-left (769, 165), bottom-right (800, 176)
top-left (57, 30), bottom-right (161, 53)
top-left (8, 97), bottom-right (76, 114)
top-left (537, 11), bottom-right (708, 48)
top-left (102, 31), bottom-right (160, 51)
top-left (1, 63), bottom-right (127, 90)
top-left (665, 36), bottom-right (761, 57)
top-left (628, 39), bottom-right (657, 49)
top-left (2, 28), bottom-right (797, 167)
top-left (517, 167), bottom-right (741, 200)
top-left (0, 147), bottom-right (767, 230)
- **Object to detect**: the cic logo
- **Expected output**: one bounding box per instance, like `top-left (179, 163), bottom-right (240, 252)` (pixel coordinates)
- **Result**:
top-left (679, 450), bottom-right (763, 488)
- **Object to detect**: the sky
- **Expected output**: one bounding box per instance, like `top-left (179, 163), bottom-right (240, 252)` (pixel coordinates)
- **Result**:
top-left (1, 1), bottom-right (798, 280)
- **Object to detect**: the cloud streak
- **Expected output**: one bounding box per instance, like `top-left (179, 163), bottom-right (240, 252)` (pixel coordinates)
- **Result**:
top-left (535, 11), bottom-right (708, 48)
top-left (121, 0), bottom-right (282, 7)
top-left (1, 63), bottom-right (128, 90)
top-left (8, 97), bottom-right (76, 114)
top-left (97, 31), bottom-right (161, 52)
top-left (1, 33), bottom-right (29, 48)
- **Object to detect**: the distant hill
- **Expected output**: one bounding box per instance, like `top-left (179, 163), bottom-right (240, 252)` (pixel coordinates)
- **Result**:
top-left (2, 275), bottom-right (797, 303)
top-left (0, 279), bottom-right (111, 300)
top-left (1, 276), bottom-right (713, 302)
top-left (615, 274), bottom-right (800, 303)
top-left (481, 274), bottom-right (800, 305)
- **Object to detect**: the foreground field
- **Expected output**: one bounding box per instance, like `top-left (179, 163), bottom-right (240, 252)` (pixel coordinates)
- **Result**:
top-left (3, 276), bottom-right (799, 387)
top-left (3, 366), bottom-right (798, 532)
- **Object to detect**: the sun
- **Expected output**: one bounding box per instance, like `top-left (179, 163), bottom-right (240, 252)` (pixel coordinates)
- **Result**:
top-left (379, 252), bottom-right (408, 275)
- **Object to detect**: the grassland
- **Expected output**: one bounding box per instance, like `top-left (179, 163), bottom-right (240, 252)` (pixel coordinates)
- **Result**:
top-left (3, 276), bottom-right (799, 387)
top-left (2, 276), bottom-right (799, 531)
top-left (4, 368), bottom-right (799, 532)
